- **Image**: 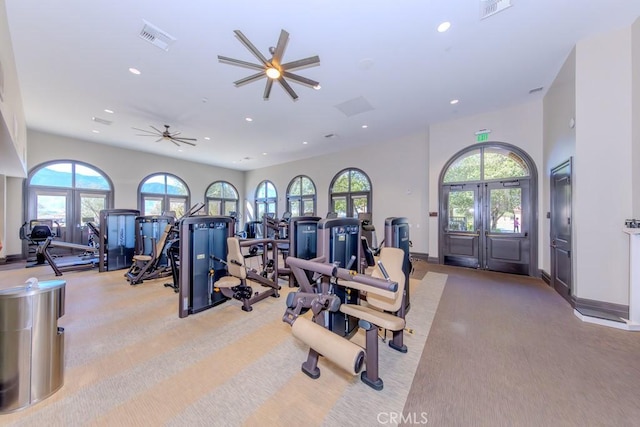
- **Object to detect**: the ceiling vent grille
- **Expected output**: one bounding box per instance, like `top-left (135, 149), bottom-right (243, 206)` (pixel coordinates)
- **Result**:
top-left (139, 20), bottom-right (176, 51)
top-left (479, 0), bottom-right (512, 20)
top-left (92, 116), bottom-right (113, 126)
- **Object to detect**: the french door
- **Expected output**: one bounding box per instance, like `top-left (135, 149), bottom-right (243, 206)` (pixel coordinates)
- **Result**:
top-left (441, 179), bottom-right (532, 275)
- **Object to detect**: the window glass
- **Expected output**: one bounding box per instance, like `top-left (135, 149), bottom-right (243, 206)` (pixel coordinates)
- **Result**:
top-left (447, 190), bottom-right (475, 231)
top-left (30, 163), bottom-right (73, 187)
top-left (301, 177), bottom-right (315, 195)
top-left (332, 172), bottom-right (349, 193)
top-left (206, 182), bottom-right (223, 198)
top-left (141, 175), bottom-right (166, 193)
top-left (443, 149), bottom-right (481, 183)
top-left (289, 179), bottom-right (301, 196)
top-left (166, 175), bottom-right (188, 195)
top-left (266, 182), bottom-right (276, 198)
top-left (350, 170), bottom-right (371, 191)
top-left (145, 198), bottom-right (163, 215)
top-left (223, 183), bottom-right (238, 199)
top-left (208, 200), bottom-right (221, 216)
top-left (75, 164), bottom-right (110, 190)
top-left (483, 148), bottom-right (529, 180)
top-left (489, 188), bottom-right (522, 233)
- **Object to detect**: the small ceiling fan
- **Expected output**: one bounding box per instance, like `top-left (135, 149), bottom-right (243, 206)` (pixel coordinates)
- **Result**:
top-left (218, 29), bottom-right (320, 101)
top-left (132, 124), bottom-right (197, 147)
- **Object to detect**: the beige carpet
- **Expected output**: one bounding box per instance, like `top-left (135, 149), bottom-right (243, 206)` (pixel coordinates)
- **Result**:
top-left (0, 264), bottom-right (446, 426)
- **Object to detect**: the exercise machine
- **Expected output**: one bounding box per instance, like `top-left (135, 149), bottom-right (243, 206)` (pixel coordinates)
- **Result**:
top-left (283, 248), bottom-right (407, 390)
top-left (211, 237), bottom-right (281, 312)
top-left (99, 209), bottom-right (139, 272)
top-left (315, 217), bottom-right (361, 337)
top-left (36, 237), bottom-right (100, 276)
top-left (177, 216), bottom-right (234, 318)
top-left (20, 219), bottom-right (60, 265)
top-left (125, 222), bottom-right (174, 285)
top-left (286, 216), bottom-right (321, 287)
top-left (384, 217), bottom-right (412, 312)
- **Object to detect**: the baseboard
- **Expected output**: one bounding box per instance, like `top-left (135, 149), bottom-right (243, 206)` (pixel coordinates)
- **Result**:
top-left (3, 254), bottom-right (25, 264)
top-left (574, 297), bottom-right (629, 322)
top-left (539, 269), bottom-right (551, 285)
top-left (409, 252), bottom-right (429, 262)
top-left (427, 256), bottom-right (439, 264)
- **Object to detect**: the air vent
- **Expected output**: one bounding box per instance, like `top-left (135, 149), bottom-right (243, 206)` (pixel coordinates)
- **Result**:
top-left (479, 0), bottom-right (512, 20)
top-left (92, 116), bottom-right (112, 126)
top-left (139, 20), bottom-right (176, 51)
top-left (529, 86), bottom-right (544, 94)
top-left (324, 133), bottom-right (338, 139)
top-left (335, 96), bottom-right (374, 117)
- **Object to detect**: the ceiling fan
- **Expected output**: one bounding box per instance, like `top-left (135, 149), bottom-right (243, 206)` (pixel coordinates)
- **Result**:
top-left (218, 29), bottom-right (320, 101)
top-left (132, 124), bottom-right (197, 147)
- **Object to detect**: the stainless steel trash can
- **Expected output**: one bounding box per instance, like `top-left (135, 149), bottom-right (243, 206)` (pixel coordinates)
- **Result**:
top-left (0, 279), bottom-right (66, 413)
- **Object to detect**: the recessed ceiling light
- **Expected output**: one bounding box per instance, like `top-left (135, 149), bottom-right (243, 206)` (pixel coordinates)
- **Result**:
top-left (302, 141), bottom-right (308, 145)
top-left (313, 84), bottom-right (321, 90)
top-left (362, 125), bottom-right (368, 129)
top-left (450, 99), bottom-right (459, 105)
top-left (129, 67), bottom-right (141, 75)
top-left (262, 152), bottom-right (268, 155)
top-left (437, 22), bottom-right (451, 33)
top-left (245, 117), bottom-right (253, 122)
top-left (92, 130), bottom-right (100, 134)
top-left (104, 109), bottom-right (114, 114)
top-left (177, 149), bottom-right (183, 152)
top-left (204, 137), bottom-right (211, 140)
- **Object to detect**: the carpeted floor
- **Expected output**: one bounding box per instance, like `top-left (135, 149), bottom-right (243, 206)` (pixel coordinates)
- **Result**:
top-left (0, 262), bottom-right (445, 426)
top-left (402, 264), bottom-right (640, 427)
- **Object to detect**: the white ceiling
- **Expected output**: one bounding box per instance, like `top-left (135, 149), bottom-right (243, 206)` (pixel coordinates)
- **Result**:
top-left (5, 0), bottom-right (640, 171)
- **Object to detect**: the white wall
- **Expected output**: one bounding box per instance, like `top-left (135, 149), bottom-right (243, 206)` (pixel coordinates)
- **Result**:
top-left (428, 100), bottom-right (544, 264)
top-left (244, 131), bottom-right (430, 254)
top-left (575, 27), bottom-right (633, 304)
top-left (542, 48), bottom-right (576, 274)
top-left (3, 129), bottom-right (245, 255)
top-left (0, 0), bottom-right (27, 178)
top-left (633, 18), bottom-right (640, 218)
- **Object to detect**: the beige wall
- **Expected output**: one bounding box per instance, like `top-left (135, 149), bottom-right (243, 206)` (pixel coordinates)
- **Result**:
top-left (542, 48), bottom-right (576, 274)
top-left (3, 129), bottom-right (245, 255)
top-left (245, 131), bottom-right (430, 254)
top-left (633, 18), bottom-right (640, 218)
top-left (428, 100), bottom-right (544, 263)
top-left (575, 27), bottom-right (633, 304)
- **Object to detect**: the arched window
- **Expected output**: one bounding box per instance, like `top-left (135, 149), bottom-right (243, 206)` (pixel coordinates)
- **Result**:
top-left (287, 175), bottom-right (316, 216)
top-left (255, 180), bottom-right (277, 219)
top-left (439, 142), bottom-right (537, 276)
top-left (329, 168), bottom-right (372, 217)
top-left (139, 173), bottom-right (190, 217)
top-left (205, 181), bottom-right (239, 216)
top-left (26, 160), bottom-right (113, 246)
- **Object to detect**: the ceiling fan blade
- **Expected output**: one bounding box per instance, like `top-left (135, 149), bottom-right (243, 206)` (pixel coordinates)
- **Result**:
top-left (150, 125), bottom-right (164, 134)
top-left (155, 137), bottom-right (164, 143)
top-left (173, 137), bottom-right (197, 142)
top-left (282, 71), bottom-right (319, 88)
top-left (135, 134), bottom-right (159, 137)
top-left (132, 127), bottom-right (157, 134)
top-left (277, 77), bottom-right (299, 101)
top-left (174, 139), bottom-right (196, 147)
top-left (217, 55), bottom-right (265, 71)
top-left (233, 30), bottom-right (270, 66)
top-left (281, 55), bottom-right (320, 72)
top-left (271, 29), bottom-right (289, 67)
top-left (263, 79), bottom-right (273, 100)
top-left (235, 72), bottom-right (266, 87)
top-left (170, 139), bottom-right (180, 147)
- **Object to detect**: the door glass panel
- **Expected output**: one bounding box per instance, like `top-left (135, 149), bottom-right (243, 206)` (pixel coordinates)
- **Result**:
top-left (447, 190), bottom-right (475, 231)
top-left (256, 203), bottom-right (266, 220)
top-left (290, 200), bottom-right (301, 217)
top-left (80, 194), bottom-right (106, 224)
top-left (208, 200), bottom-right (221, 216)
top-left (489, 188), bottom-right (522, 233)
top-left (332, 196), bottom-right (347, 217)
top-left (169, 198), bottom-right (186, 218)
top-left (303, 200), bottom-right (315, 216)
top-left (144, 197), bottom-right (163, 216)
top-left (223, 202), bottom-right (236, 217)
top-left (351, 195), bottom-right (368, 216)
top-left (37, 194), bottom-right (67, 227)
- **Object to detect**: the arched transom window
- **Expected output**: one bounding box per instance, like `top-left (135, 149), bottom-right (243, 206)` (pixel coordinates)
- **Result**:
top-left (287, 175), bottom-right (316, 216)
top-left (329, 168), bottom-right (372, 217)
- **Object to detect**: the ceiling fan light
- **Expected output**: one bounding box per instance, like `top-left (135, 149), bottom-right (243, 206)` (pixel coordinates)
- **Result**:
top-left (266, 67), bottom-right (281, 79)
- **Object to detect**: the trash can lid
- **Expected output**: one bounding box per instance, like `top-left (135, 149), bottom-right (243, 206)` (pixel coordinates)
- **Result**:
top-left (0, 280), bottom-right (66, 298)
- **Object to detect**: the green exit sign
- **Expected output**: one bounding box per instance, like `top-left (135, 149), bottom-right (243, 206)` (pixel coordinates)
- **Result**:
top-left (475, 129), bottom-right (491, 142)
top-left (476, 133), bottom-right (489, 142)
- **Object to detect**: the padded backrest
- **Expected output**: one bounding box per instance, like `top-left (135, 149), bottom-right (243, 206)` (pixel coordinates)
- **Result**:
top-left (226, 237), bottom-right (247, 280)
top-left (368, 247), bottom-right (405, 313)
top-left (155, 224), bottom-right (172, 257)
